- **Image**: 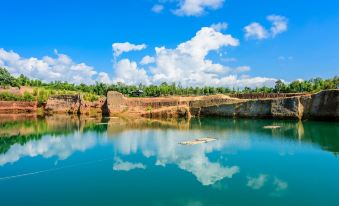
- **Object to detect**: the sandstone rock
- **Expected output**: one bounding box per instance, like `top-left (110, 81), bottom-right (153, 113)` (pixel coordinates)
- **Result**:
top-left (301, 89), bottom-right (339, 120)
top-left (106, 90), bottom-right (338, 120)
top-left (0, 101), bottom-right (37, 114)
top-left (45, 94), bottom-right (104, 115)
top-left (45, 95), bottom-right (81, 114)
top-left (79, 97), bottom-right (106, 115)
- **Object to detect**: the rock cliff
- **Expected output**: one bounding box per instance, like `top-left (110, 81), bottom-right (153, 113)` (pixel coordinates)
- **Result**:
top-left (1, 90), bottom-right (337, 121)
top-left (0, 101), bottom-right (37, 114)
top-left (45, 94), bottom-right (105, 115)
top-left (106, 90), bottom-right (338, 121)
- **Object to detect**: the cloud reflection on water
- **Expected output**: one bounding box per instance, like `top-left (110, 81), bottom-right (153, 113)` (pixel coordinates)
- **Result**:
top-left (112, 129), bottom-right (241, 185)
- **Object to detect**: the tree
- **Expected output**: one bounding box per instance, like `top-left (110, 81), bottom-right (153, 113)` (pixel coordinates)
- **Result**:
top-left (274, 79), bottom-right (284, 93)
top-left (0, 67), bottom-right (19, 87)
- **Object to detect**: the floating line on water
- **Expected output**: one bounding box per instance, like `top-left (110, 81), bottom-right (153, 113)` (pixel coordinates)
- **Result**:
top-left (0, 157), bottom-right (113, 182)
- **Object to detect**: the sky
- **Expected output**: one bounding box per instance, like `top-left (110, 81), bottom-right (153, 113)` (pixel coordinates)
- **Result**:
top-left (0, 0), bottom-right (338, 87)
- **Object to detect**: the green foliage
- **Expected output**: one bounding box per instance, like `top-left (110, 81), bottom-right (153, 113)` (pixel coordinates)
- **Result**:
top-left (0, 91), bottom-right (35, 101)
top-left (0, 67), bottom-right (19, 87)
top-left (83, 93), bottom-right (99, 102)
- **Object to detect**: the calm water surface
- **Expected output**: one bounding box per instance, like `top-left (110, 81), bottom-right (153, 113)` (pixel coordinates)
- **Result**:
top-left (0, 115), bottom-right (338, 206)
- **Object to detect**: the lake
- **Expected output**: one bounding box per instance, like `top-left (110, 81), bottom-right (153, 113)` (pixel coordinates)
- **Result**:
top-left (0, 115), bottom-right (338, 206)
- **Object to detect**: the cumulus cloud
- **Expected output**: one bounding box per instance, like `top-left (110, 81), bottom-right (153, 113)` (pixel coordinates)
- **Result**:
top-left (176, 0), bottom-right (224, 16)
top-left (140, 55), bottom-right (155, 65)
top-left (155, 0), bottom-right (224, 16)
top-left (113, 158), bottom-right (146, 171)
top-left (244, 22), bottom-right (269, 40)
top-left (210, 22), bottom-right (228, 31)
top-left (244, 15), bottom-right (288, 40)
top-left (114, 59), bottom-right (150, 85)
top-left (267, 15), bottom-right (288, 37)
top-left (152, 4), bottom-right (164, 13)
top-left (0, 48), bottom-right (109, 84)
top-left (112, 42), bottom-right (147, 58)
top-left (113, 26), bottom-right (276, 88)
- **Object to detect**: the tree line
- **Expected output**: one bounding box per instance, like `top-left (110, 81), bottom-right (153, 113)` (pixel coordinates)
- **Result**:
top-left (1, 67), bottom-right (338, 97)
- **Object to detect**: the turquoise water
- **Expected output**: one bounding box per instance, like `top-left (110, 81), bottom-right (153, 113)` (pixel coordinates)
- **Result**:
top-left (0, 115), bottom-right (338, 206)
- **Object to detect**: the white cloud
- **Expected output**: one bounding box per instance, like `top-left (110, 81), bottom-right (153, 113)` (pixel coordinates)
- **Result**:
top-left (234, 66), bottom-right (250, 73)
top-left (244, 22), bottom-right (269, 40)
top-left (112, 42), bottom-right (147, 58)
top-left (0, 48), bottom-right (109, 84)
top-left (113, 26), bottom-right (277, 88)
top-left (97, 72), bottom-right (112, 84)
top-left (152, 4), bottom-right (164, 13)
top-left (113, 158), bottom-right (146, 171)
top-left (140, 55), bottom-right (155, 65)
top-left (210, 22), bottom-right (228, 31)
top-left (173, 0), bottom-right (225, 16)
top-left (244, 15), bottom-right (288, 40)
top-left (114, 59), bottom-right (150, 85)
top-left (247, 174), bottom-right (268, 190)
top-left (267, 15), bottom-right (288, 37)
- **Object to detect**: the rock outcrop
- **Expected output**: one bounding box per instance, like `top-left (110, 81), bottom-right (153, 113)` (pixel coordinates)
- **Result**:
top-left (45, 95), bottom-right (81, 114)
top-left (106, 90), bottom-right (339, 121)
top-left (45, 94), bottom-right (105, 115)
top-left (106, 91), bottom-right (237, 118)
top-left (301, 89), bottom-right (339, 120)
top-left (0, 101), bottom-right (37, 114)
top-left (1, 90), bottom-right (337, 121)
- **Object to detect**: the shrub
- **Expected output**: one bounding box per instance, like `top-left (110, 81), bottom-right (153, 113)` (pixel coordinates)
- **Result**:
top-left (0, 92), bottom-right (35, 101)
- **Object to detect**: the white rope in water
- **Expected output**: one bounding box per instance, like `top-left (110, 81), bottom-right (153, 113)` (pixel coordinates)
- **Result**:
top-left (0, 157), bottom-right (113, 181)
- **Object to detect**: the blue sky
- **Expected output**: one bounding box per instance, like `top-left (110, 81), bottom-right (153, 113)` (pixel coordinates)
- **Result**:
top-left (0, 0), bottom-right (338, 87)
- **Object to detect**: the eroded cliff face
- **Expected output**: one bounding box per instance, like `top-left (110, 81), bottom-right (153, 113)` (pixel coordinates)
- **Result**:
top-left (193, 96), bottom-right (303, 119)
top-left (106, 90), bottom-right (338, 120)
top-left (45, 95), bottom-right (81, 114)
top-left (1, 90), bottom-right (337, 121)
top-left (301, 89), bottom-right (339, 120)
top-left (106, 91), bottom-right (237, 118)
top-left (0, 101), bottom-right (37, 114)
top-left (45, 94), bottom-right (105, 115)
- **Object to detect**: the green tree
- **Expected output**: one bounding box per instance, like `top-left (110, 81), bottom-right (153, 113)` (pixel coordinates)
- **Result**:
top-left (0, 67), bottom-right (19, 87)
top-left (274, 79), bottom-right (284, 93)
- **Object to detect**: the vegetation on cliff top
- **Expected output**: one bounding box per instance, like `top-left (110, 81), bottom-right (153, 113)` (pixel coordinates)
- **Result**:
top-left (1, 67), bottom-right (338, 99)
top-left (0, 91), bottom-right (35, 101)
